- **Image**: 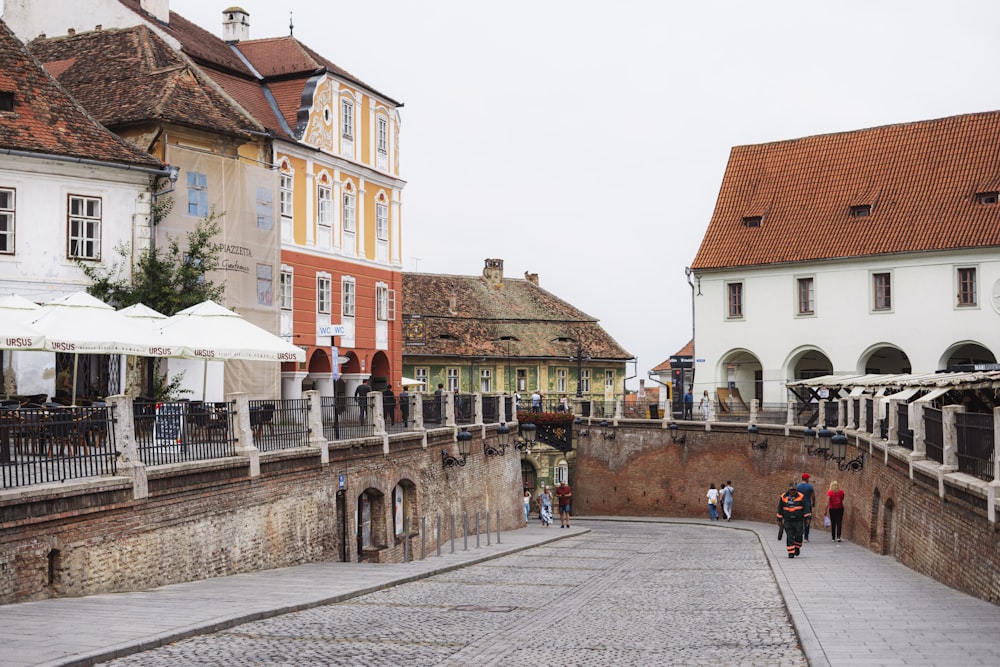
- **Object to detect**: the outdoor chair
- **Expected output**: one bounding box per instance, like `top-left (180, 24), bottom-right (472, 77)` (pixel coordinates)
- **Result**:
top-left (250, 402), bottom-right (276, 440)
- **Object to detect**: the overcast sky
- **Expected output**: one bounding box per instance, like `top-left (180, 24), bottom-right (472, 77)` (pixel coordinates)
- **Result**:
top-left (110, 2), bottom-right (1000, 386)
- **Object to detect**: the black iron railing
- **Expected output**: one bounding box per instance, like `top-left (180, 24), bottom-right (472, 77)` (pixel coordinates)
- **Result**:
top-left (956, 412), bottom-right (994, 481)
top-left (0, 404), bottom-right (118, 489)
top-left (321, 395), bottom-right (375, 441)
top-left (924, 407), bottom-right (944, 464)
top-left (898, 403), bottom-right (913, 449)
top-left (250, 399), bottom-right (310, 451)
top-left (134, 401), bottom-right (236, 465)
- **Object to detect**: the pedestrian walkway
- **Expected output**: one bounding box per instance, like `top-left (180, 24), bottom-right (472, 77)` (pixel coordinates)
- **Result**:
top-left (2, 517), bottom-right (998, 667)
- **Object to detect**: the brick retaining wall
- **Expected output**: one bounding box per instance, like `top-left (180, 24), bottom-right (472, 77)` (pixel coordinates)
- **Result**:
top-left (0, 427), bottom-right (522, 604)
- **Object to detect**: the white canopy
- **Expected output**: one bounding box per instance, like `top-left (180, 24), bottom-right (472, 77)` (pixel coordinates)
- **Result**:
top-left (0, 294), bottom-right (41, 323)
top-left (0, 312), bottom-right (45, 349)
top-left (399, 376), bottom-right (423, 386)
top-left (29, 292), bottom-right (176, 357)
top-left (157, 300), bottom-right (305, 362)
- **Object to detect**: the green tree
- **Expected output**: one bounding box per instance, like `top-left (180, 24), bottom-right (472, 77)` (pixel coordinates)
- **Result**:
top-left (79, 204), bottom-right (224, 316)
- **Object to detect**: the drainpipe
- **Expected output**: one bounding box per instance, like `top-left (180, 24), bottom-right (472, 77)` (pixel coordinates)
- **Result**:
top-left (685, 266), bottom-right (696, 389)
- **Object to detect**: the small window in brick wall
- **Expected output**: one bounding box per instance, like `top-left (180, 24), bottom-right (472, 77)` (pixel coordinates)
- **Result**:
top-left (0, 91), bottom-right (13, 112)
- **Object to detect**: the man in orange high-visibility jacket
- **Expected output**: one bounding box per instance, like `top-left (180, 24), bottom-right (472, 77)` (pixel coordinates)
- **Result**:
top-left (777, 481), bottom-right (811, 558)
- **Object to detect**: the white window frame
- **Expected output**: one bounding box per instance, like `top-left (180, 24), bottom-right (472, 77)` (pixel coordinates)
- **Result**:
top-left (343, 190), bottom-right (356, 233)
top-left (317, 182), bottom-right (332, 228)
top-left (447, 368), bottom-right (459, 392)
top-left (342, 277), bottom-right (356, 317)
top-left (256, 264), bottom-right (273, 306)
top-left (317, 274), bottom-right (332, 314)
top-left (375, 284), bottom-right (395, 321)
top-left (279, 269), bottom-right (293, 310)
top-left (376, 202), bottom-right (388, 241)
top-left (186, 171), bottom-right (208, 217)
top-left (415, 367), bottom-right (428, 393)
top-left (557, 368), bottom-right (567, 393)
top-left (480, 368), bottom-right (492, 393)
top-left (341, 99), bottom-right (354, 139)
top-left (255, 186), bottom-right (273, 230)
top-left (516, 369), bottom-right (527, 392)
top-left (67, 194), bottom-right (101, 260)
top-left (605, 370), bottom-right (615, 389)
top-left (0, 187), bottom-right (14, 254)
top-left (280, 172), bottom-right (293, 219)
top-left (580, 369), bottom-right (591, 393)
top-left (377, 115), bottom-right (388, 155)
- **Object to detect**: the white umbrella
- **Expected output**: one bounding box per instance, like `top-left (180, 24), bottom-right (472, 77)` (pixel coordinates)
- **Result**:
top-left (0, 294), bottom-right (41, 323)
top-left (29, 293), bottom-right (182, 404)
top-left (157, 301), bottom-right (304, 362)
top-left (156, 300), bottom-right (304, 399)
top-left (0, 313), bottom-right (46, 350)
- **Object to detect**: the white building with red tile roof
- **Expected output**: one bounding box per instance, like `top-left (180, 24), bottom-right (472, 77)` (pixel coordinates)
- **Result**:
top-left (689, 112), bottom-right (1000, 408)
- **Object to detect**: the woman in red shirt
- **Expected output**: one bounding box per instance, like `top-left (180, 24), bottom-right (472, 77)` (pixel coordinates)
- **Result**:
top-left (826, 480), bottom-right (845, 542)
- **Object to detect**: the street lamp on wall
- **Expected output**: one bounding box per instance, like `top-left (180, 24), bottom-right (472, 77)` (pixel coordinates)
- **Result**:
top-left (669, 422), bottom-right (686, 445)
top-left (748, 424), bottom-right (767, 451)
top-left (485, 423), bottom-right (508, 457)
top-left (831, 430), bottom-right (865, 472)
top-left (442, 428), bottom-right (473, 468)
top-left (514, 422), bottom-right (536, 451)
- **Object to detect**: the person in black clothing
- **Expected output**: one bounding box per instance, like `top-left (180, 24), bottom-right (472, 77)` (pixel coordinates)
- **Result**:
top-left (355, 379), bottom-right (372, 423)
top-left (434, 383), bottom-right (445, 423)
top-left (382, 384), bottom-right (396, 426)
top-left (777, 481), bottom-right (811, 558)
top-left (398, 386), bottom-right (410, 426)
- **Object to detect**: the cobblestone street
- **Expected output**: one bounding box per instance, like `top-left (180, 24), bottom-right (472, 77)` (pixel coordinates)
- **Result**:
top-left (99, 522), bottom-right (804, 666)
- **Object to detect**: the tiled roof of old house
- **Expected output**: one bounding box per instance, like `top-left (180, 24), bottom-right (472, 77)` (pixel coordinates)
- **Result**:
top-left (403, 270), bottom-right (632, 361)
top-left (692, 111), bottom-right (1000, 271)
top-left (652, 339), bottom-right (693, 372)
top-left (0, 21), bottom-right (160, 167)
top-left (27, 25), bottom-right (262, 138)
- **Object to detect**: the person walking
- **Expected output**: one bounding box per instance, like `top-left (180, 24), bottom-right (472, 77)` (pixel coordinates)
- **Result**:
top-left (699, 390), bottom-right (710, 420)
top-left (523, 489), bottom-right (532, 522)
top-left (531, 389), bottom-right (542, 413)
top-left (538, 485), bottom-right (553, 526)
top-left (777, 481), bottom-right (810, 558)
top-left (706, 483), bottom-right (720, 521)
top-left (683, 387), bottom-right (694, 420)
top-left (398, 386), bottom-right (410, 427)
top-left (826, 480), bottom-right (845, 542)
top-left (556, 479), bottom-right (572, 528)
top-left (722, 480), bottom-right (735, 521)
top-left (382, 383), bottom-right (396, 426)
top-left (354, 379), bottom-right (372, 423)
top-left (797, 473), bottom-right (816, 541)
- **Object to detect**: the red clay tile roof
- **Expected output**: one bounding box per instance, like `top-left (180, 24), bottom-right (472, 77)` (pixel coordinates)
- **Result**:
top-left (651, 340), bottom-right (694, 371)
top-left (235, 37), bottom-right (402, 106)
top-left (691, 112), bottom-right (1000, 271)
top-left (402, 272), bottom-right (632, 361)
top-left (0, 21), bottom-right (160, 168)
top-left (28, 25), bottom-right (262, 138)
top-left (117, 0), bottom-right (255, 77)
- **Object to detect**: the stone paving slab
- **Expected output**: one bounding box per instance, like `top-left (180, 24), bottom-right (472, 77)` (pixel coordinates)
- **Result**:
top-left (1, 517), bottom-right (998, 666)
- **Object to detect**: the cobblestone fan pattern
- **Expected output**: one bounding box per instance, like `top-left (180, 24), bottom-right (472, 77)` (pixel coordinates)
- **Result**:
top-left (99, 523), bottom-right (805, 666)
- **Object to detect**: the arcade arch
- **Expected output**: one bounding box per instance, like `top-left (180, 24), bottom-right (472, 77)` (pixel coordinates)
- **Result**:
top-left (715, 349), bottom-right (762, 411)
top-left (858, 344), bottom-right (911, 374)
top-left (940, 341), bottom-right (996, 370)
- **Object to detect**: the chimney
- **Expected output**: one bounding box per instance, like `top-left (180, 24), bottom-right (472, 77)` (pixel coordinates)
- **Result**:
top-left (223, 7), bottom-right (251, 43)
top-left (140, 0), bottom-right (170, 24)
top-left (524, 271), bottom-right (539, 286)
top-left (483, 258), bottom-right (504, 287)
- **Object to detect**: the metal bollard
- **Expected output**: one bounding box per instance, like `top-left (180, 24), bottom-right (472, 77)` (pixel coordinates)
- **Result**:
top-left (496, 509), bottom-right (501, 544)
top-left (450, 513), bottom-right (456, 554)
top-left (437, 513), bottom-right (442, 557)
top-left (475, 511), bottom-right (481, 548)
top-left (486, 511), bottom-right (491, 546)
top-left (463, 511), bottom-right (469, 551)
top-left (421, 516), bottom-right (426, 560)
top-left (403, 516), bottom-right (410, 562)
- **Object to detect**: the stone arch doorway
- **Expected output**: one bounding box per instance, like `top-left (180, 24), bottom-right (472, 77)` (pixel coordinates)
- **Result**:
top-left (940, 341), bottom-right (996, 370)
top-left (786, 346), bottom-right (833, 382)
top-left (392, 479), bottom-right (418, 543)
top-left (881, 499), bottom-right (896, 556)
top-left (370, 351), bottom-right (391, 391)
top-left (869, 487), bottom-right (881, 549)
top-left (859, 344), bottom-right (911, 374)
top-left (716, 349), bottom-right (762, 413)
top-left (357, 487), bottom-right (386, 562)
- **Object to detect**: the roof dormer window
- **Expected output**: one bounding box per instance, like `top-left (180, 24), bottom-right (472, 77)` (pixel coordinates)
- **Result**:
top-left (0, 91), bottom-right (14, 112)
top-left (976, 191), bottom-right (998, 205)
top-left (742, 216), bottom-right (762, 228)
top-left (850, 204), bottom-right (872, 218)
